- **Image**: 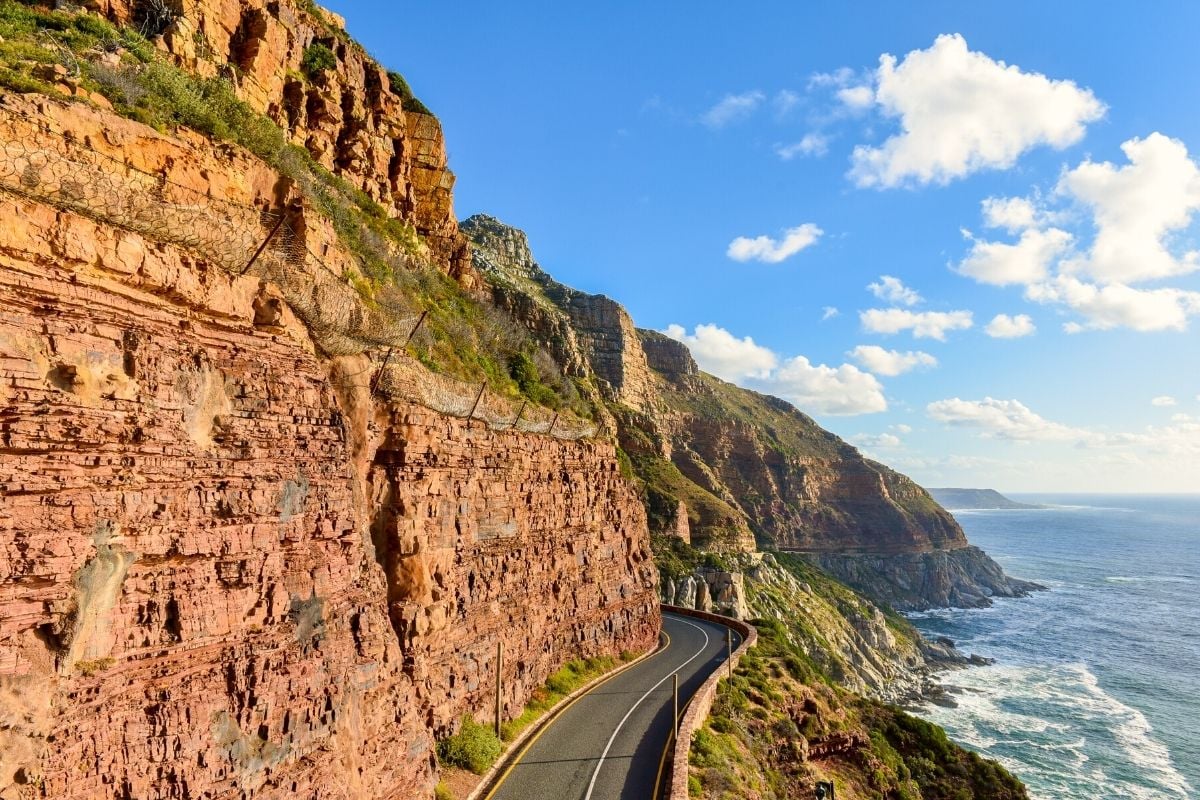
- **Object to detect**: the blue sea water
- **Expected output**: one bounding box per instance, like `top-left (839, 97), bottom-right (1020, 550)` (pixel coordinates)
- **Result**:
top-left (910, 494), bottom-right (1199, 800)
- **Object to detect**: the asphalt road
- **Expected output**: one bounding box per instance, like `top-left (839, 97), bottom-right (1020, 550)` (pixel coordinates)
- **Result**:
top-left (484, 612), bottom-right (741, 800)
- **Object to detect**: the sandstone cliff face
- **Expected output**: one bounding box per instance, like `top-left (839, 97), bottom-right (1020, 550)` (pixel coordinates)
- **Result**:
top-left (465, 216), bottom-right (1037, 609)
top-left (86, 0), bottom-right (469, 280)
top-left (0, 96), bottom-right (657, 800)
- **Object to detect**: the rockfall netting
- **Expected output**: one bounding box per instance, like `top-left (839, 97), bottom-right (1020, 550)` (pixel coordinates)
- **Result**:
top-left (0, 105), bottom-right (596, 440)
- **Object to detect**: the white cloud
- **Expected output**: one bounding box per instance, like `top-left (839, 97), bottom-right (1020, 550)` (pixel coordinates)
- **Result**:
top-left (702, 90), bottom-right (765, 128)
top-left (1025, 276), bottom-right (1200, 332)
top-left (821, 306), bottom-right (840, 321)
top-left (959, 134), bottom-right (1200, 334)
top-left (850, 432), bottom-right (902, 448)
top-left (836, 85), bottom-right (874, 110)
top-left (808, 68), bottom-right (856, 89)
top-left (893, 424), bottom-right (913, 434)
top-left (867, 275), bottom-right (923, 306)
top-left (776, 133), bottom-right (830, 160)
top-left (1152, 396), bottom-right (1178, 407)
top-left (985, 313), bottom-right (1036, 338)
top-left (664, 323), bottom-right (886, 416)
top-left (663, 323), bottom-right (777, 381)
top-left (848, 345), bottom-right (937, 376)
top-left (1173, 413), bottom-right (1193, 422)
top-left (1057, 133), bottom-right (1200, 284)
top-left (848, 34), bottom-right (1105, 188)
top-left (982, 196), bottom-right (1040, 232)
top-left (957, 226), bottom-right (1073, 286)
top-left (926, 397), bottom-right (1095, 442)
top-left (860, 308), bottom-right (973, 340)
top-left (755, 357), bottom-right (887, 416)
top-left (773, 90), bottom-right (801, 116)
top-left (727, 223), bottom-right (823, 263)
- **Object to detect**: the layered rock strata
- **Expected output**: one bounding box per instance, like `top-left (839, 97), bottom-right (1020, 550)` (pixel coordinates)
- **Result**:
top-left (0, 103), bottom-right (657, 800)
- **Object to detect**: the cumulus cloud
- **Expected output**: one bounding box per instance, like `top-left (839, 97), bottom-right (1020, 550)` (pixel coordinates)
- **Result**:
top-left (1025, 277), bottom-right (1200, 332)
top-left (821, 306), bottom-right (840, 321)
top-left (836, 85), bottom-right (875, 110)
top-left (893, 424), bottom-right (913, 435)
top-left (702, 90), bottom-right (765, 128)
top-left (985, 313), bottom-right (1037, 338)
top-left (867, 275), bottom-right (923, 306)
top-left (848, 34), bottom-right (1105, 188)
top-left (665, 323), bottom-right (886, 416)
top-left (776, 133), bottom-right (830, 160)
top-left (1152, 396), bottom-right (1178, 407)
top-left (727, 223), bottom-right (823, 263)
top-left (860, 308), bottom-right (973, 340)
top-left (848, 345), bottom-right (937, 376)
top-left (957, 227), bottom-right (1073, 286)
top-left (755, 357), bottom-right (887, 416)
top-left (663, 324), bottom-right (777, 381)
top-left (1057, 133), bottom-right (1200, 283)
top-left (982, 196), bottom-right (1040, 232)
top-left (957, 134), bottom-right (1200, 333)
top-left (926, 397), bottom-right (1095, 442)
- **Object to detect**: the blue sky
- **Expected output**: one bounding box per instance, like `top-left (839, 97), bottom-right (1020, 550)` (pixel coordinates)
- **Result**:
top-left (324, 1), bottom-right (1200, 492)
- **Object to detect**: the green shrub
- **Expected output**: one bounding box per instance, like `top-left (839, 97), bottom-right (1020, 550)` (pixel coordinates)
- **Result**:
top-left (434, 782), bottom-right (454, 800)
top-left (300, 42), bottom-right (337, 78)
top-left (436, 717), bottom-right (502, 775)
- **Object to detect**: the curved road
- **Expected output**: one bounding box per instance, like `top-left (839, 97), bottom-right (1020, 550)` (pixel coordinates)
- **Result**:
top-left (484, 612), bottom-right (741, 800)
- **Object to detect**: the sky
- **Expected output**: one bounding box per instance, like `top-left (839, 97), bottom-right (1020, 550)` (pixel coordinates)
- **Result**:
top-left (323, 1), bottom-right (1200, 493)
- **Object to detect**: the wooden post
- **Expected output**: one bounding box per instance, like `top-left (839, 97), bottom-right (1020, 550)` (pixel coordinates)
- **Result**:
top-left (467, 382), bottom-right (486, 422)
top-left (672, 672), bottom-right (679, 732)
top-left (495, 641), bottom-right (504, 738)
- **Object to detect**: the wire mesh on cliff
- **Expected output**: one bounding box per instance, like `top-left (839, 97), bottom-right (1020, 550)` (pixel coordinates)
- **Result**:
top-left (0, 105), bottom-right (595, 440)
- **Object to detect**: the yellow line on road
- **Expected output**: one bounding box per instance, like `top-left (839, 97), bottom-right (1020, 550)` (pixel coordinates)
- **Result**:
top-left (481, 630), bottom-right (673, 800)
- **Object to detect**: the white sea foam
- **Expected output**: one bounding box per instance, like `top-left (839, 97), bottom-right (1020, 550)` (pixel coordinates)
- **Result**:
top-left (922, 662), bottom-right (1192, 800)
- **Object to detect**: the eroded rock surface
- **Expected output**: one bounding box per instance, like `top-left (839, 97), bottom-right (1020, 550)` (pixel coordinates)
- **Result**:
top-left (0, 129), bottom-right (656, 800)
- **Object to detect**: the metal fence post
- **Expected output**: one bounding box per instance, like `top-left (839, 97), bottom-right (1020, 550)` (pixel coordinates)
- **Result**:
top-left (511, 400), bottom-right (527, 430)
top-left (239, 210), bottom-right (289, 275)
top-left (467, 382), bottom-right (486, 422)
top-left (546, 412), bottom-right (559, 436)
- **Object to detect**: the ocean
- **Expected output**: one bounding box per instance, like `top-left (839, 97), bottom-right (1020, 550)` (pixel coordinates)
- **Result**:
top-left (909, 494), bottom-right (1199, 800)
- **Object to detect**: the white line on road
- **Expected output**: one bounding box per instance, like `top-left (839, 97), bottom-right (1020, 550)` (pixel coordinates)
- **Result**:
top-left (582, 616), bottom-right (713, 800)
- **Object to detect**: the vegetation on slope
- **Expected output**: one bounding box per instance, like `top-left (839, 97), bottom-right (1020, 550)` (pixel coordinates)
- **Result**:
top-left (0, 1), bottom-right (582, 412)
top-left (691, 619), bottom-right (1028, 800)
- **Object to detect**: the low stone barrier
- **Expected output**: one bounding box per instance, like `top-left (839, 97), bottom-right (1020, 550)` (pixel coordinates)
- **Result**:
top-left (661, 604), bottom-right (757, 800)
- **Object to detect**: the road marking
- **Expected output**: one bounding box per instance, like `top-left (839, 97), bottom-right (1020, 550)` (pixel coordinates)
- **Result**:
top-left (481, 631), bottom-right (673, 800)
top-left (650, 627), bottom-right (741, 799)
top-left (582, 616), bottom-right (712, 800)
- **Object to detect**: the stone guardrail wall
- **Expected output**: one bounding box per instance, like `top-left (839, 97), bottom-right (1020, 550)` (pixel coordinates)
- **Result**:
top-left (661, 605), bottom-right (757, 800)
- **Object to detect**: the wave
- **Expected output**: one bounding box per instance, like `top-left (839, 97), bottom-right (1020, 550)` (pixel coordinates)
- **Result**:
top-left (1105, 575), bottom-right (1196, 584)
top-left (921, 662), bottom-right (1193, 800)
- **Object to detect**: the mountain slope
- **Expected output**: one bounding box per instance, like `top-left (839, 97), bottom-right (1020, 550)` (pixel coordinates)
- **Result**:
top-left (463, 214), bottom-right (1040, 610)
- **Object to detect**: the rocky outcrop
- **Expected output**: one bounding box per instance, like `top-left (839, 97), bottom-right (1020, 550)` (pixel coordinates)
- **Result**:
top-left (0, 99), bottom-right (657, 799)
top-left (84, 0), bottom-right (470, 280)
top-left (662, 553), bottom-right (969, 703)
top-left (807, 546), bottom-right (1044, 611)
top-left (463, 214), bottom-right (659, 413)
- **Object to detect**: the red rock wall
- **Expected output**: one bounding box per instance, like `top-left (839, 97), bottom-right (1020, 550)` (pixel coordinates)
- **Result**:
top-left (81, 0), bottom-right (469, 279)
top-left (0, 184), bottom-right (657, 797)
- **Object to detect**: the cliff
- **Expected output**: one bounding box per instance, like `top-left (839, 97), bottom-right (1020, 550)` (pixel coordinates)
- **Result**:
top-left (0, 5), bottom-right (659, 798)
top-left (463, 215), bottom-right (1039, 610)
